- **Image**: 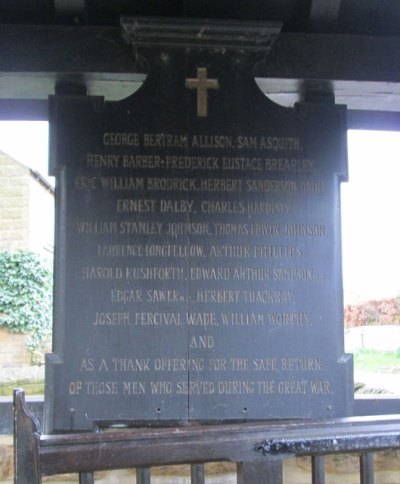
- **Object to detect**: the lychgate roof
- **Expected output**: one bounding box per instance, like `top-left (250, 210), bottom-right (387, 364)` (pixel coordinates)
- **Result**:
top-left (0, 0), bottom-right (399, 128)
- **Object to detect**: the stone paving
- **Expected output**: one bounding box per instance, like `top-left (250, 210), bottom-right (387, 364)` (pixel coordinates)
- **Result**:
top-left (345, 325), bottom-right (400, 353)
top-left (355, 368), bottom-right (400, 395)
top-left (0, 364), bottom-right (44, 384)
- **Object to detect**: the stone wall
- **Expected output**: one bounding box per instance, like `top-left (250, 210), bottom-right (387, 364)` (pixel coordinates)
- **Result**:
top-left (0, 152), bottom-right (54, 369)
top-left (28, 173), bottom-right (54, 257)
top-left (346, 325), bottom-right (400, 352)
top-left (0, 152), bottom-right (30, 251)
top-left (0, 150), bottom-right (54, 258)
top-left (0, 328), bottom-right (31, 366)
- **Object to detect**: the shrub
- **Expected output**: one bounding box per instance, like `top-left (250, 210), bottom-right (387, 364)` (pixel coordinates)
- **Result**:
top-left (345, 297), bottom-right (400, 328)
top-left (0, 250), bottom-right (52, 360)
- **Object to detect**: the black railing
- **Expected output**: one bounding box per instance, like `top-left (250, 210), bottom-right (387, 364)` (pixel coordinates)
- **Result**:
top-left (12, 389), bottom-right (400, 484)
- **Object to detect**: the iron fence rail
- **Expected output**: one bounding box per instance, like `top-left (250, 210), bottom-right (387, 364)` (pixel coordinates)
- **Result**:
top-left (13, 389), bottom-right (400, 484)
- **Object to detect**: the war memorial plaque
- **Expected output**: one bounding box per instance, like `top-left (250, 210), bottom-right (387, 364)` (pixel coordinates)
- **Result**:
top-left (45, 19), bottom-right (353, 431)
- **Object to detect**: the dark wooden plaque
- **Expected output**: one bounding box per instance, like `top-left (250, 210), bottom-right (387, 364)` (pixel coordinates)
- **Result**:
top-left (45, 19), bottom-right (353, 431)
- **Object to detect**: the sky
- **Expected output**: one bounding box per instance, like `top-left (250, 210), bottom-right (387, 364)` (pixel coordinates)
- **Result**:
top-left (0, 121), bottom-right (399, 305)
top-left (341, 130), bottom-right (400, 304)
top-left (0, 121), bottom-right (51, 182)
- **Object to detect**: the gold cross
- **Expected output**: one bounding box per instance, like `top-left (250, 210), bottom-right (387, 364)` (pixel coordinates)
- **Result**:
top-left (185, 67), bottom-right (219, 118)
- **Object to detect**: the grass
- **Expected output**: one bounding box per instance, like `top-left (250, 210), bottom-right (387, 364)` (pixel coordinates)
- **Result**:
top-left (353, 349), bottom-right (400, 372)
top-left (0, 381), bottom-right (44, 397)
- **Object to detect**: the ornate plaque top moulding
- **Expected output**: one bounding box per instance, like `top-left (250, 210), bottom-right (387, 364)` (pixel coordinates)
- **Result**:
top-left (121, 16), bottom-right (282, 52)
top-left (119, 17), bottom-right (283, 116)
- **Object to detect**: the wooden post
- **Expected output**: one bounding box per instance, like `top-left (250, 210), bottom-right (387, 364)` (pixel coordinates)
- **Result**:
top-left (13, 388), bottom-right (41, 484)
top-left (237, 461), bottom-right (283, 484)
top-left (191, 463), bottom-right (205, 483)
top-left (312, 455), bottom-right (326, 484)
top-left (136, 467), bottom-right (151, 484)
top-left (79, 472), bottom-right (95, 483)
top-left (360, 453), bottom-right (374, 484)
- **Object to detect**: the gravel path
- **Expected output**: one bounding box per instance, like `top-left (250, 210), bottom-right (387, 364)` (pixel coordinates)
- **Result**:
top-left (355, 369), bottom-right (400, 395)
top-left (0, 365), bottom-right (44, 384)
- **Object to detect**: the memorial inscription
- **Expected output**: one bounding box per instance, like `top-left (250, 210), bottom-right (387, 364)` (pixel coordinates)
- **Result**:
top-left (45, 27), bottom-right (353, 431)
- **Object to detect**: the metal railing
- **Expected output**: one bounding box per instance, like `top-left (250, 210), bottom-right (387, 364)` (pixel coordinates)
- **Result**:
top-left (12, 389), bottom-right (400, 483)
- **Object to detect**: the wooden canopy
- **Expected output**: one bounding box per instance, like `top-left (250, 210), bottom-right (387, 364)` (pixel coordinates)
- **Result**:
top-left (0, 1), bottom-right (399, 129)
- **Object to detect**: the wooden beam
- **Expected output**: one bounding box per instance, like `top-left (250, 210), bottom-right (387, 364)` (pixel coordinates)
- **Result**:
top-left (0, 26), bottom-right (399, 84)
top-left (256, 78), bottom-right (400, 111)
top-left (0, 25), bottom-right (399, 115)
top-left (308, 0), bottom-right (342, 32)
top-left (256, 33), bottom-right (400, 111)
top-left (37, 415), bottom-right (400, 475)
top-left (0, 27), bottom-right (398, 84)
top-left (0, 100), bottom-right (48, 120)
top-left (347, 110), bottom-right (400, 131)
top-left (258, 33), bottom-right (400, 83)
top-left (0, 25), bottom-right (134, 72)
top-left (0, 25), bottom-right (144, 101)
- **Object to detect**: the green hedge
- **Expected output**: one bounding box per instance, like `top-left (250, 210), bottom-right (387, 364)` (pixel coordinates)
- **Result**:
top-left (0, 250), bottom-right (52, 356)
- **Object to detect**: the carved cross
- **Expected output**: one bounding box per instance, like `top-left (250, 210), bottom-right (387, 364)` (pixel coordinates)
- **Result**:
top-left (185, 67), bottom-right (219, 117)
